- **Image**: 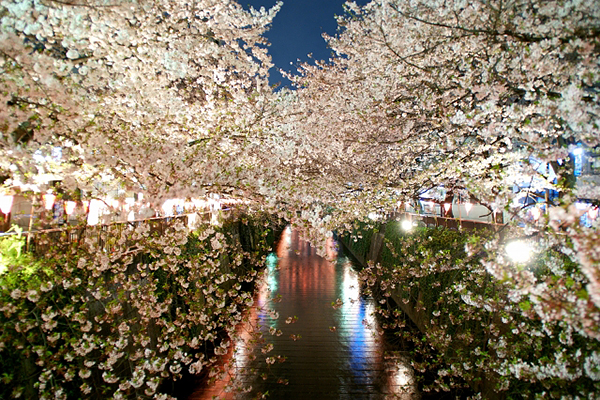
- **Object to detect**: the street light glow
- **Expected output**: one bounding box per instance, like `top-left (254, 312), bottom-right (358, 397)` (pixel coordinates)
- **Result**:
top-left (506, 240), bottom-right (533, 264)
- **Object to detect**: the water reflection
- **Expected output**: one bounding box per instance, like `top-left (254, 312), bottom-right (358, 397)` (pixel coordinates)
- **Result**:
top-left (188, 227), bottom-right (418, 399)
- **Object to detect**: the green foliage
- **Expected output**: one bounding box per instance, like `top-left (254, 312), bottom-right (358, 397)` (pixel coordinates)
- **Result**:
top-left (0, 227), bottom-right (31, 275)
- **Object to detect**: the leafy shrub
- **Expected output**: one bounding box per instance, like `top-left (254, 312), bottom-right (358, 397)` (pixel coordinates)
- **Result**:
top-left (0, 213), bottom-right (280, 399)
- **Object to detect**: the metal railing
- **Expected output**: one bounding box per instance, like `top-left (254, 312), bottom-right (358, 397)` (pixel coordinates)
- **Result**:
top-left (392, 212), bottom-right (505, 232)
top-left (1, 209), bottom-right (239, 256)
top-left (3, 206), bottom-right (514, 257)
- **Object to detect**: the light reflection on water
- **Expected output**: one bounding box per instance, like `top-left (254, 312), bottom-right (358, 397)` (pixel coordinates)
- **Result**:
top-left (188, 227), bottom-right (418, 399)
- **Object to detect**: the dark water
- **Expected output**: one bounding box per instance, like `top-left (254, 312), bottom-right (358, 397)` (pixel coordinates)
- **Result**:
top-left (188, 227), bottom-right (418, 399)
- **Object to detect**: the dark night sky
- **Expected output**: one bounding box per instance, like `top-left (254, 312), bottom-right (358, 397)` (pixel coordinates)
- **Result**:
top-left (243, 0), bottom-right (369, 88)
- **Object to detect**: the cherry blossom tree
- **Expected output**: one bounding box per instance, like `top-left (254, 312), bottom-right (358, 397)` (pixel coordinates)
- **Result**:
top-left (1, 0), bottom-right (284, 203)
top-left (1, 0), bottom-right (600, 396)
top-left (286, 0), bottom-right (598, 205)
top-left (281, 0), bottom-right (600, 394)
top-left (1, 0), bottom-right (290, 397)
top-left (283, 0), bottom-right (600, 288)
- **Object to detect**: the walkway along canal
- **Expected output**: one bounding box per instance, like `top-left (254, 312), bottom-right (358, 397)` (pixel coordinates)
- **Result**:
top-left (188, 227), bottom-right (418, 399)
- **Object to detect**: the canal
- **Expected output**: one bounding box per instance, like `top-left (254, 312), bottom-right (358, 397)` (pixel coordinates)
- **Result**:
top-left (188, 227), bottom-right (418, 399)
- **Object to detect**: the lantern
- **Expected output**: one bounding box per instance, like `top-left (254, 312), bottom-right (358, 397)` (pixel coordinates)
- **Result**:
top-left (0, 195), bottom-right (14, 215)
top-left (43, 193), bottom-right (56, 210)
top-left (65, 201), bottom-right (77, 215)
top-left (87, 199), bottom-right (101, 226)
